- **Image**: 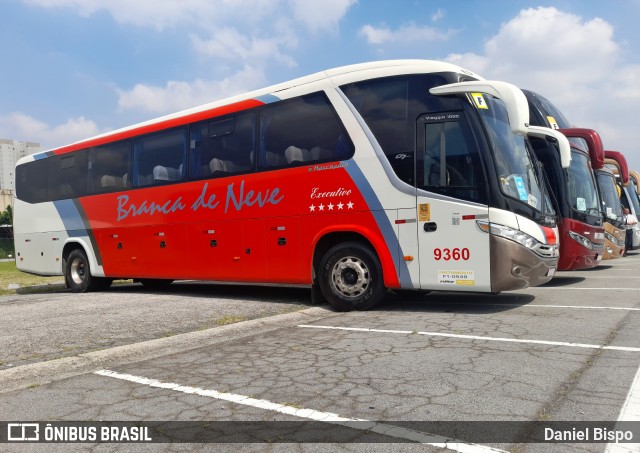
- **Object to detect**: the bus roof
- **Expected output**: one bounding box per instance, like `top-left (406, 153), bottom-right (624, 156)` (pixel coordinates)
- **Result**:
top-left (23, 60), bottom-right (481, 162)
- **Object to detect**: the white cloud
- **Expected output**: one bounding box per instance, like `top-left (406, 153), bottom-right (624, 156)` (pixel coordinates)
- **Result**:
top-left (0, 113), bottom-right (104, 149)
top-left (431, 8), bottom-right (445, 22)
top-left (359, 23), bottom-right (457, 45)
top-left (117, 66), bottom-right (267, 114)
top-left (22, 0), bottom-right (354, 83)
top-left (24, 0), bottom-right (354, 32)
top-left (444, 7), bottom-right (640, 170)
top-left (288, 0), bottom-right (357, 33)
top-left (190, 25), bottom-right (298, 68)
top-left (22, 0), bottom-right (273, 31)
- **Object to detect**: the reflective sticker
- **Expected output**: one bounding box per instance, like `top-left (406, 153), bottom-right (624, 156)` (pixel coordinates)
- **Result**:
top-left (576, 198), bottom-right (586, 211)
top-left (513, 176), bottom-right (528, 201)
top-left (418, 203), bottom-right (431, 221)
top-left (438, 270), bottom-right (475, 286)
top-left (471, 93), bottom-right (488, 109)
top-left (546, 116), bottom-right (560, 129)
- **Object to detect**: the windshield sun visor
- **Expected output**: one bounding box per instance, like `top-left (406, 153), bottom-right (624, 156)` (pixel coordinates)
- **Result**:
top-left (430, 81), bottom-right (571, 169)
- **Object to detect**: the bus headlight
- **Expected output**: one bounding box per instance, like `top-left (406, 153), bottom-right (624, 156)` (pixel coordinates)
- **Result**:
top-left (568, 231), bottom-right (593, 250)
top-left (604, 232), bottom-right (625, 247)
top-left (477, 221), bottom-right (558, 258)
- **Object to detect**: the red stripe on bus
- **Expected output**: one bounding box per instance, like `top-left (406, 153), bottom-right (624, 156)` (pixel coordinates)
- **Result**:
top-left (52, 99), bottom-right (264, 156)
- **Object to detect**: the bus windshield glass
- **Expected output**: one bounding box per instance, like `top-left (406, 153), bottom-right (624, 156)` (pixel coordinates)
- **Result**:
top-left (532, 92), bottom-right (571, 129)
top-left (597, 173), bottom-right (623, 221)
top-left (476, 94), bottom-right (554, 216)
top-left (566, 151), bottom-right (600, 219)
top-left (627, 182), bottom-right (640, 216)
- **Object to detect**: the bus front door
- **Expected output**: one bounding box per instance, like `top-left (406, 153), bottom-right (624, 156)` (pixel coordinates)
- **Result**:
top-left (415, 113), bottom-right (491, 292)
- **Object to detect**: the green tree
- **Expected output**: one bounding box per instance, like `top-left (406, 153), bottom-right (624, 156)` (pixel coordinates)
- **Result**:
top-left (0, 205), bottom-right (13, 225)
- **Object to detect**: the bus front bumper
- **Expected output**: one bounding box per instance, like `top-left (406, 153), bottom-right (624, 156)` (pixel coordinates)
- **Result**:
top-left (490, 235), bottom-right (558, 293)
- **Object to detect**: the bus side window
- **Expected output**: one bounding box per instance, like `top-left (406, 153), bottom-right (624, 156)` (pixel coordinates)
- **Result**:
top-left (16, 158), bottom-right (50, 203)
top-left (258, 92), bottom-right (354, 170)
top-left (189, 111), bottom-right (256, 180)
top-left (134, 128), bottom-right (186, 187)
top-left (418, 117), bottom-right (486, 204)
top-left (88, 141), bottom-right (132, 194)
top-left (48, 152), bottom-right (88, 200)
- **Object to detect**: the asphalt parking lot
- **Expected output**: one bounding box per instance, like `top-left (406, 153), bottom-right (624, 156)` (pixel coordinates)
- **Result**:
top-left (0, 252), bottom-right (639, 452)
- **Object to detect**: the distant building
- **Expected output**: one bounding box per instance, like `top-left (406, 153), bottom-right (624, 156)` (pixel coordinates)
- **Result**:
top-left (0, 139), bottom-right (41, 209)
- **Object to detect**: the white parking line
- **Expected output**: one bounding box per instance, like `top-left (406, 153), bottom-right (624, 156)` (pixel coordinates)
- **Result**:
top-left (94, 369), bottom-right (507, 453)
top-left (525, 304), bottom-right (640, 311)
top-left (432, 302), bottom-right (640, 311)
top-left (560, 276), bottom-right (640, 279)
top-left (606, 365), bottom-right (640, 453)
top-left (532, 287), bottom-right (639, 291)
top-left (298, 325), bottom-right (640, 352)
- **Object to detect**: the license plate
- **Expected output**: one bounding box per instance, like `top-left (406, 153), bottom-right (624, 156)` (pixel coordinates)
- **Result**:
top-left (596, 253), bottom-right (602, 261)
top-left (546, 267), bottom-right (556, 277)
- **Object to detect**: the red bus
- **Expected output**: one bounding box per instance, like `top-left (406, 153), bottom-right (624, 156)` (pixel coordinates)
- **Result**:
top-left (522, 89), bottom-right (605, 269)
top-left (14, 60), bottom-right (565, 310)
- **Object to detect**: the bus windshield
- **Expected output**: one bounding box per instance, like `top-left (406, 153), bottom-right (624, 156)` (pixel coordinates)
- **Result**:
top-left (477, 95), bottom-right (554, 217)
top-left (566, 151), bottom-right (600, 219)
top-left (597, 172), bottom-right (623, 221)
top-left (627, 181), bottom-right (640, 216)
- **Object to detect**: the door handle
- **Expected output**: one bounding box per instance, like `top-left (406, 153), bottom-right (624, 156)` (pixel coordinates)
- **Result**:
top-left (423, 222), bottom-right (438, 232)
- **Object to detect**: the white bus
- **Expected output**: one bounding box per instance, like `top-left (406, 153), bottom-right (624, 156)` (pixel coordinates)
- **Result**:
top-left (14, 60), bottom-right (565, 310)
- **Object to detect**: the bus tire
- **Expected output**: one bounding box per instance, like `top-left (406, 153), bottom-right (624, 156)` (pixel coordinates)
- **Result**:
top-left (65, 249), bottom-right (106, 292)
top-left (318, 242), bottom-right (385, 311)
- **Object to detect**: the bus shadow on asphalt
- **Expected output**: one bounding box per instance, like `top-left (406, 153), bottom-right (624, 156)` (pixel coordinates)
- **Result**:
top-left (579, 264), bottom-right (613, 271)
top-left (539, 276), bottom-right (586, 287)
top-left (109, 281), bottom-right (313, 305)
top-left (380, 291), bottom-right (536, 314)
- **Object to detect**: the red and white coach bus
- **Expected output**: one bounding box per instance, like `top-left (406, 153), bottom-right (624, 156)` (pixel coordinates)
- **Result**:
top-left (14, 60), bottom-right (566, 311)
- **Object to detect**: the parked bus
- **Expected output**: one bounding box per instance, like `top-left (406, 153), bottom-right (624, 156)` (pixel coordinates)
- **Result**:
top-left (14, 60), bottom-right (565, 311)
top-left (522, 90), bottom-right (605, 270)
top-left (594, 159), bottom-right (626, 259)
top-left (631, 171), bottom-right (640, 200)
top-left (605, 151), bottom-right (640, 250)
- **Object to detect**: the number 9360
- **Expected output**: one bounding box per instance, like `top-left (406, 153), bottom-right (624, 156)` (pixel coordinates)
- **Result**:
top-left (433, 248), bottom-right (470, 261)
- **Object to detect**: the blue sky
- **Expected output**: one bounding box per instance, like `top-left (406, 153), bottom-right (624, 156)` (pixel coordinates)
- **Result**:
top-left (1, 0), bottom-right (639, 170)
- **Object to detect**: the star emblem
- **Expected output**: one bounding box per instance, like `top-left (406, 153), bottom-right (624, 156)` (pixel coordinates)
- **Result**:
top-left (347, 201), bottom-right (354, 209)
top-left (309, 204), bottom-right (316, 212)
top-left (328, 203), bottom-right (334, 210)
top-left (337, 202), bottom-right (344, 210)
top-left (319, 203), bottom-right (325, 211)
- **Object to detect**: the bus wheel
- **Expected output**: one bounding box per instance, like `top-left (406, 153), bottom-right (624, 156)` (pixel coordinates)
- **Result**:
top-left (319, 242), bottom-right (385, 311)
top-left (65, 249), bottom-right (106, 292)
